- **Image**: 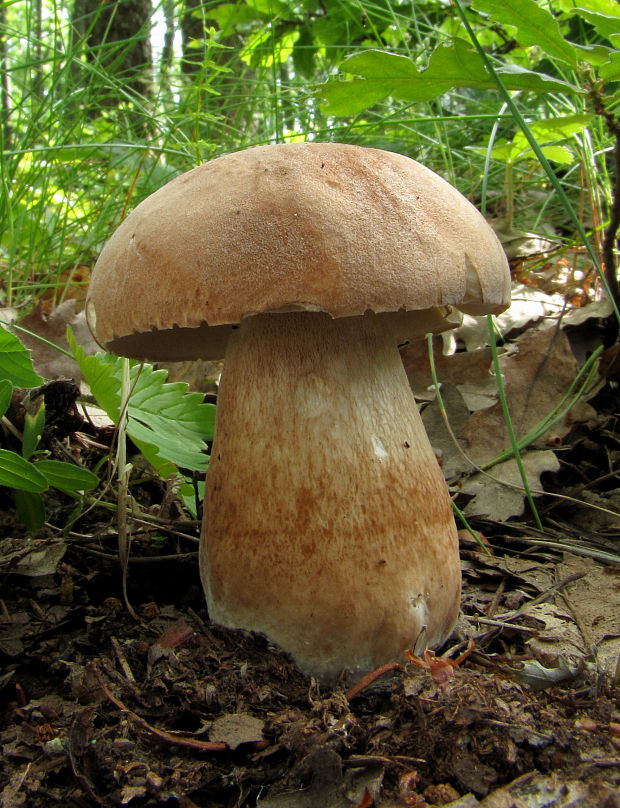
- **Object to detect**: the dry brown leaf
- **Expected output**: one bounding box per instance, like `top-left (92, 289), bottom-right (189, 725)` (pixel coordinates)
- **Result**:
top-left (451, 283), bottom-right (567, 352)
top-left (209, 713), bottom-right (265, 749)
top-left (17, 300), bottom-right (98, 381)
top-left (421, 382), bottom-right (473, 478)
top-left (461, 451), bottom-right (560, 521)
top-left (402, 338), bottom-right (497, 410)
top-left (535, 554), bottom-right (620, 677)
top-left (463, 325), bottom-right (596, 465)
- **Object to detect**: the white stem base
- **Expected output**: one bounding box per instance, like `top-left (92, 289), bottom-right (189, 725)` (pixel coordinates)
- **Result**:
top-left (199, 312), bottom-right (460, 682)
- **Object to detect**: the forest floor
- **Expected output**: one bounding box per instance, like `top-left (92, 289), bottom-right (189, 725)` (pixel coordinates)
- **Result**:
top-left (2, 291), bottom-right (620, 807)
top-left (1, 512), bottom-right (619, 808)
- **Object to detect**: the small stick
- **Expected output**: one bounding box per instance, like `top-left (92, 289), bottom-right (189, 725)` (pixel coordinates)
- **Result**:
top-left (94, 664), bottom-right (228, 752)
top-left (111, 636), bottom-right (136, 683)
top-left (346, 662), bottom-right (403, 701)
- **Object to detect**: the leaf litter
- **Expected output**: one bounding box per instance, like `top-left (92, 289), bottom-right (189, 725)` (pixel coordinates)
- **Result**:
top-left (1, 272), bottom-right (620, 806)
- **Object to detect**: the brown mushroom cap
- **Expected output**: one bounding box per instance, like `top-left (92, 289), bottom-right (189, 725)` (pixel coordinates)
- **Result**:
top-left (87, 142), bottom-right (510, 360)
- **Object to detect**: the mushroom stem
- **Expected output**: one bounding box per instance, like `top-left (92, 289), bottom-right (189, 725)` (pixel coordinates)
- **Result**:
top-left (199, 311), bottom-right (461, 683)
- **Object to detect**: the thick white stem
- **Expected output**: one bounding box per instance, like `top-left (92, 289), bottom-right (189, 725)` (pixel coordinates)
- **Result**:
top-left (200, 312), bottom-right (460, 682)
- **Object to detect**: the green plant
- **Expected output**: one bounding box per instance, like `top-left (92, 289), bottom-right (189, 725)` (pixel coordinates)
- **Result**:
top-left (0, 324), bottom-right (99, 529)
top-left (67, 328), bottom-right (215, 481)
top-left (0, 320), bottom-right (215, 528)
top-left (471, 113), bottom-right (595, 233)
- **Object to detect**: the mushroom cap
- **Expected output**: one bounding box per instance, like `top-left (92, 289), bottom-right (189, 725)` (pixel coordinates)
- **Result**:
top-left (86, 142), bottom-right (511, 361)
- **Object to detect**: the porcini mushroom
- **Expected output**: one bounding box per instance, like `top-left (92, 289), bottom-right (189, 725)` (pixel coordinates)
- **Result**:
top-left (86, 142), bottom-right (510, 683)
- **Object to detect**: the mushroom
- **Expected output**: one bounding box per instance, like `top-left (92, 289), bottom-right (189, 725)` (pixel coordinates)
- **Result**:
top-left (86, 142), bottom-right (510, 683)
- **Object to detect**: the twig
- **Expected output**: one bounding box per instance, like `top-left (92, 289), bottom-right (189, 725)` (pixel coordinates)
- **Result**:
top-left (346, 662), bottom-right (403, 701)
top-left (69, 545), bottom-right (197, 563)
top-left (117, 358), bottom-right (137, 620)
top-left (501, 534), bottom-right (620, 566)
top-left (495, 570), bottom-right (588, 620)
top-left (555, 568), bottom-right (594, 658)
top-left (474, 617), bottom-right (535, 634)
top-left (451, 571), bottom-right (589, 655)
top-left (487, 576), bottom-right (506, 619)
top-left (341, 754), bottom-right (425, 769)
top-left (613, 647), bottom-right (620, 686)
top-left (579, 757), bottom-right (620, 768)
top-left (110, 637), bottom-right (136, 683)
top-left (94, 663), bottom-right (229, 752)
top-left (589, 85), bottom-right (620, 321)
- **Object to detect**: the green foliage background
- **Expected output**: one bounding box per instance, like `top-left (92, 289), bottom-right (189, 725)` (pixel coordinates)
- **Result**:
top-left (1, 0), bottom-right (618, 312)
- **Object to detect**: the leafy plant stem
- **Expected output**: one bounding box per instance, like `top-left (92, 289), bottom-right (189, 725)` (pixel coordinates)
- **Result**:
top-left (505, 161), bottom-right (514, 232)
top-left (588, 84), bottom-right (620, 315)
top-left (603, 131), bottom-right (620, 313)
top-left (426, 332), bottom-right (490, 554)
top-left (10, 323), bottom-right (74, 359)
top-left (117, 356), bottom-right (137, 619)
top-left (453, 494), bottom-right (491, 556)
top-left (481, 101), bottom-right (509, 218)
top-left (480, 343), bottom-right (602, 471)
top-left (487, 315), bottom-right (543, 530)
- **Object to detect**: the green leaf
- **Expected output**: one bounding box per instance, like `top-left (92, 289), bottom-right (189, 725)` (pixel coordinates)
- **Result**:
top-left (34, 459), bottom-right (99, 493)
top-left (493, 62), bottom-right (583, 94)
top-left (22, 401), bottom-right (45, 460)
top-left (320, 42), bottom-right (584, 115)
top-left (245, 0), bottom-right (296, 19)
top-left (204, 2), bottom-right (265, 32)
top-left (293, 26), bottom-right (316, 79)
top-left (319, 78), bottom-right (392, 116)
top-left (525, 113), bottom-right (595, 138)
top-left (0, 379), bottom-right (12, 419)
top-left (312, 15), bottom-right (347, 47)
top-left (472, 0), bottom-right (579, 67)
top-left (341, 50), bottom-right (420, 80)
top-left (573, 43), bottom-right (617, 67)
top-left (68, 341), bottom-right (121, 419)
top-left (14, 489), bottom-right (46, 531)
top-left (600, 52), bottom-right (620, 82)
top-left (0, 449), bottom-right (48, 493)
top-left (474, 109), bottom-right (591, 166)
top-left (481, 114), bottom-right (593, 164)
top-left (562, 2), bottom-right (620, 43)
top-left (537, 144), bottom-right (576, 165)
top-left (68, 329), bottom-right (214, 476)
top-left (179, 477), bottom-right (205, 519)
top-left (0, 324), bottom-right (44, 388)
top-left (557, 0), bottom-right (620, 13)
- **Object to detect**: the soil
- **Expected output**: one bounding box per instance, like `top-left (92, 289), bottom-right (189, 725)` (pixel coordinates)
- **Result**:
top-left (2, 517), bottom-right (620, 807)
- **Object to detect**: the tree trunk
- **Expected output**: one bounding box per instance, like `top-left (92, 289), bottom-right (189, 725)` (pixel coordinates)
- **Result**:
top-left (71, 0), bottom-right (153, 104)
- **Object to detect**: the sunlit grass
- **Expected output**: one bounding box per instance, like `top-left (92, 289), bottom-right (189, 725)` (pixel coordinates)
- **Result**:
top-left (1, 0), bottom-right (613, 316)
